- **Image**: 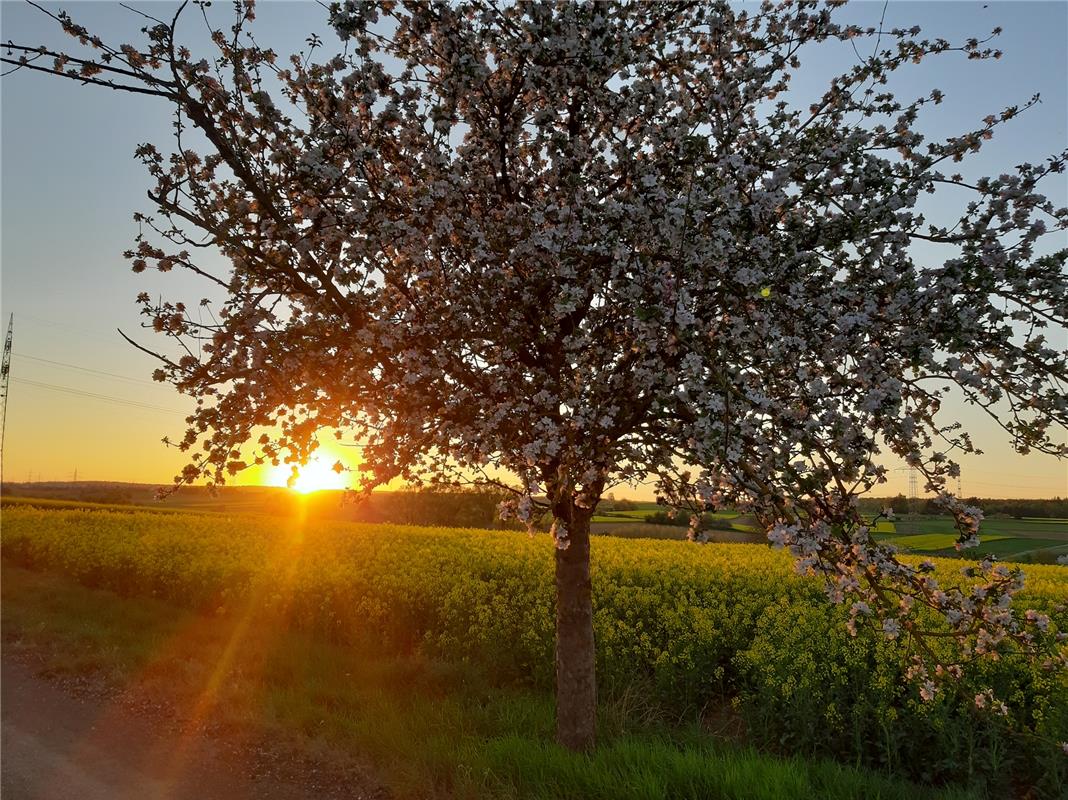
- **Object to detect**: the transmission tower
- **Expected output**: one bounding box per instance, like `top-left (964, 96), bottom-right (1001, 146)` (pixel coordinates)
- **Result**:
top-left (0, 313), bottom-right (12, 468)
top-left (906, 466), bottom-right (921, 525)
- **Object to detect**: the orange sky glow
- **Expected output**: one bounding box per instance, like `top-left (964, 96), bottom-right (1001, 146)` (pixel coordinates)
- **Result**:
top-left (0, 2), bottom-right (1064, 501)
top-left (1, 371), bottom-right (1063, 499)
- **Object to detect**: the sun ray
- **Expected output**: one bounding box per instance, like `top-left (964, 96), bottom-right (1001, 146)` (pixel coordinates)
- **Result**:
top-left (49, 513), bottom-right (313, 796)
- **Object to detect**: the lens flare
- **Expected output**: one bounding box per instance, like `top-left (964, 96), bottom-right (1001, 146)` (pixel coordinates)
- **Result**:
top-left (270, 457), bottom-right (347, 493)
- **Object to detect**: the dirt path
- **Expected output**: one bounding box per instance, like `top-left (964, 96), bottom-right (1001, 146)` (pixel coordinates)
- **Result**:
top-left (1, 657), bottom-right (382, 800)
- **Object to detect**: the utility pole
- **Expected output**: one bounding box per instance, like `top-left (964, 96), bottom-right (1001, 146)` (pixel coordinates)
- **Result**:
top-left (0, 313), bottom-right (12, 475)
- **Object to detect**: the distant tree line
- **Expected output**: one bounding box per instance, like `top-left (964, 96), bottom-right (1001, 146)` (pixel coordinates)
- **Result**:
top-left (0, 482), bottom-right (139, 506)
top-left (346, 487), bottom-right (530, 531)
top-left (599, 495), bottom-right (639, 512)
top-left (641, 511), bottom-right (737, 532)
top-left (6, 482), bottom-right (1064, 526)
top-left (0, 481), bottom-right (529, 530)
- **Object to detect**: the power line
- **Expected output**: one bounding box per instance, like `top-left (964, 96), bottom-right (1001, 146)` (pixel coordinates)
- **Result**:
top-left (16, 312), bottom-right (127, 344)
top-left (962, 468), bottom-right (1064, 480)
top-left (11, 352), bottom-right (161, 387)
top-left (12, 377), bottom-right (185, 415)
top-left (962, 478), bottom-right (1066, 491)
top-left (13, 377), bottom-right (184, 414)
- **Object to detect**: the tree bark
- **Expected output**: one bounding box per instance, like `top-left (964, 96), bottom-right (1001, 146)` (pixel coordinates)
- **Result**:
top-left (554, 509), bottom-right (596, 751)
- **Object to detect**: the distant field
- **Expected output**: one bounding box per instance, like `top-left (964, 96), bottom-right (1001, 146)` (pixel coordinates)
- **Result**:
top-left (1, 495), bottom-right (200, 515)
top-left (591, 511), bottom-right (648, 523)
top-left (0, 486), bottom-right (306, 519)
top-left (892, 515), bottom-right (1068, 539)
top-left (591, 502), bottom-right (662, 523)
top-left (4, 492), bottom-right (1066, 562)
top-left (884, 533), bottom-right (1010, 551)
top-left (593, 506), bottom-right (749, 538)
top-left (876, 515), bottom-right (1068, 564)
top-left (589, 521), bottom-right (689, 540)
top-left (590, 512), bottom-right (1068, 562)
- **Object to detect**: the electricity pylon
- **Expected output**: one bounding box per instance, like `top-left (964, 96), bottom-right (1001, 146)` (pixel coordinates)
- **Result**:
top-left (0, 314), bottom-right (12, 471)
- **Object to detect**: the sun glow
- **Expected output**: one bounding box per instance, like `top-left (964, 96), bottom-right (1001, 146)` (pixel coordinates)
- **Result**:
top-left (269, 457), bottom-right (349, 494)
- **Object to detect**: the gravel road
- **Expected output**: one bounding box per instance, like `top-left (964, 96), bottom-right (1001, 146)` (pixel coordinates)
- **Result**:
top-left (1, 657), bottom-right (383, 800)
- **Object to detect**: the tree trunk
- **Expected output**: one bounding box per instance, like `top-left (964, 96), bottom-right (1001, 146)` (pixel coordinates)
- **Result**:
top-left (554, 510), bottom-right (596, 751)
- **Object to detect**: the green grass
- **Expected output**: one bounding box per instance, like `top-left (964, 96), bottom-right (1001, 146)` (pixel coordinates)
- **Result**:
top-left (885, 533), bottom-right (1011, 551)
top-left (589, 522), bottom-right (690, 540)
top-left (1, 563), bottom-right (977, 800)
top-left (892, 515), bottom-right (1068, 540)
top-left (925, 538), bottom-right (1068, 560)
top-left (877, 515), bottom-right (1067, 562)
top-left (593, 509), bottom-right (681, 523)
top-left (609, 510), bottom-right (656, 520)
top-left (593, 510), bottom-right (756, 539)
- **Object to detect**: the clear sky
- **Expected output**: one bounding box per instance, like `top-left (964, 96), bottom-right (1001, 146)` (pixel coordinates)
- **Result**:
top-left (0, 0), bottom-right (1065, 499)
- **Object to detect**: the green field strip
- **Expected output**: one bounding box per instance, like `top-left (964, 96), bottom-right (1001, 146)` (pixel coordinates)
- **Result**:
top-left (885, 533), bottom-right (1011, 551)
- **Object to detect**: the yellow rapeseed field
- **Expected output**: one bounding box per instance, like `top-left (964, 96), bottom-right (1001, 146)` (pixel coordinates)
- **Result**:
top-left (3, 505), bottom-right (1066, 789)
top-left (2, 505), bottom-right (1064, 693)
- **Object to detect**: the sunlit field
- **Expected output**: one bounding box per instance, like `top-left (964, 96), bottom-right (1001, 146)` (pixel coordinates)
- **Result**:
top-left (587, 502), bottom-right (1068, 563)
top-left (874, 517), bottom-right (1068, 564)
top-left (2, 505), bottom-right (1065, 799)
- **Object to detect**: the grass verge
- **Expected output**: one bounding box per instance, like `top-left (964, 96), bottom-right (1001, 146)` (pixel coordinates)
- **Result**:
top-left (2, 562), bottom-right (977, 800)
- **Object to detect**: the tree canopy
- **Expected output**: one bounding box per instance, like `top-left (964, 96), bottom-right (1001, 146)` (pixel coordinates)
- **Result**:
top-left (5, 0), bottom-right (1065, 750)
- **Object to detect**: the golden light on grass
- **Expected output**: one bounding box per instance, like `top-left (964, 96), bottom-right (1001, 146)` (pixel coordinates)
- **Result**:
top-left (18, 510), bottom-right (313, 798)
top-left (155, 513), bottom-right (309, 791)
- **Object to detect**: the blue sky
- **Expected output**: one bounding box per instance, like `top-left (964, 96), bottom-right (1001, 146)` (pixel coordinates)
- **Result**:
top-left (0, 0), bottom-right (1065, 498)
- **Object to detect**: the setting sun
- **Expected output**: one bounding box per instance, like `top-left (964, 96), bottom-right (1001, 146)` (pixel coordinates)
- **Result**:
top-left (269, 457), bottom-right (349, 494)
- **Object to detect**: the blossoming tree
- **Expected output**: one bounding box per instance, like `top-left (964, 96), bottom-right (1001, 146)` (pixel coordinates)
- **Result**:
top-left (6, 0), bottom-right (1065, 751)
